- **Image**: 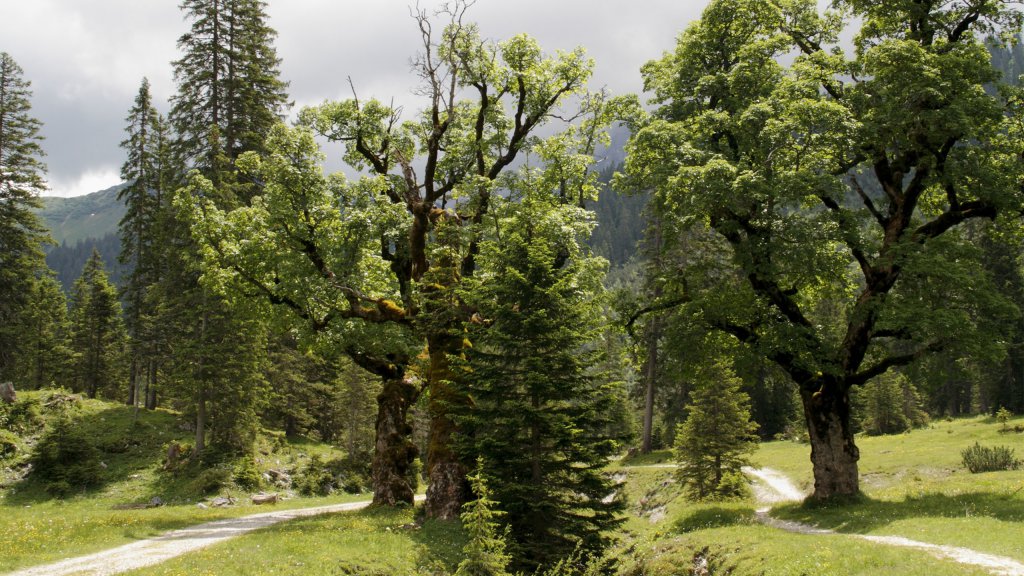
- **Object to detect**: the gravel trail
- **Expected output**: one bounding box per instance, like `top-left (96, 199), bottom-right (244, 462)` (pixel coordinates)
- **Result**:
top-left (746, 467), bottom-right (1024, 576)
top-left (4, 496), bottom-right (423, 576)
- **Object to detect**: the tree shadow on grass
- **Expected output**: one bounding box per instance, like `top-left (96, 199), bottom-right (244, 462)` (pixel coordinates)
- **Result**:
top-left (673, 505), bottom-right (759, 533)
top-left (772, 488), bottom-right (1024, 533)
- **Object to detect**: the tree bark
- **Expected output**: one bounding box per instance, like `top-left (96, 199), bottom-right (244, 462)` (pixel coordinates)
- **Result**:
top-left (801, 382), bottom-right (859, 500)
top-left (195, 385), bottom-right (207, 455)
top-left (146, 359), bottom-right (158, 410)
top-left (641, 315), bottom-right (659, 454)
top-left (127, 357), bottom-right (137, 406)
top-left (371, 375), bottom-right (418, 507)
top-left (423, 337), bottom-right (468, 520)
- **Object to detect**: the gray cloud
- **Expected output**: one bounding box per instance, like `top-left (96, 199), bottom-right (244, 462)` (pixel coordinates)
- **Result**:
top-left (2, 0), bottom-right (705, 197)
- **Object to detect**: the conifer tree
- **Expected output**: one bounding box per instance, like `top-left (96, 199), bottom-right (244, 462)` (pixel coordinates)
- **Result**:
top-left (171, 0), bottom-right (288, 194)
top-left (16, 274), bottom-right (73, 389)
top-left (454, 459), bottom-right (512, 576)
top-left (0, 52), bottom-right (50, 384)
top-left (674, 359), bottom-right (758, 500)
top-left (456, 189), bottom-right (625, 570)
top-left (119, 78), bottom-right (171, 406)
top-left (69, 250), bottom-right (127, 399)
top-left (163, 0), bottom-right (286, 455)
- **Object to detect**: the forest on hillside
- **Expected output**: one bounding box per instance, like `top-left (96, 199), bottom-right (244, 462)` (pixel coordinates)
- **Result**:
top-left (4, 0), bottom-right (1024, 572)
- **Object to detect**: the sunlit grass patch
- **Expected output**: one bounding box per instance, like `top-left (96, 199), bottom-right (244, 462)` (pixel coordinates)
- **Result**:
top-left (123, 505), bottom-right (465, 576)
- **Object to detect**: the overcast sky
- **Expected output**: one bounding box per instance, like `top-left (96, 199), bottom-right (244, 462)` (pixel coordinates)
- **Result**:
top-left (1, 0), bottom-right (707, 198)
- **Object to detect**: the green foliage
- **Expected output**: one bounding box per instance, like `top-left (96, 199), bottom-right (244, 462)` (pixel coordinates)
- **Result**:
top-left (674, 360), bottom-right (758, 500)
top-left (30, 413), bottom-right (103, 497)
top-left (294, 454), bottom-right (371, 497)
top-left (455, 185), bottom-right (625, 570)
top-left (996, 406), bottom-right (1013, 430)
top-left (454, 459), bottom-right (512, 576)
top-left (0, 52), bottom-right (50, 385)
top-left (189, 466), bottom-right (231, 495)
top-left (0, 395), bottom-right (44, 435)
top-left (13, 274), bottom-right (74, 389)
top-left (857, 372), bottom-right (929, 436)
top-left (961, 443), bottom-right (1021, 473)
top-left (0, 429), bottom-right (18, 459)
top-left (171, 0), bottom-right (289, 186)
top-left (232, 456), bottom-right (263, 491)
top-left (69, 250), bottom-right (127, 399)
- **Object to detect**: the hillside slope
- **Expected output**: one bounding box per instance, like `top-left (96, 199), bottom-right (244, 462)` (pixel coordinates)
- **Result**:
top-left (36, 184), bottom-right (127, 246)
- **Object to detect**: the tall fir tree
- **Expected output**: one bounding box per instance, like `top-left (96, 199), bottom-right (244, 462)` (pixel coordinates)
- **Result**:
top-left (456, 190), bottom-right (625, 570)
top-left (0, 52), bottom-right (51, 385)
top-left (119, 77), bottom-right (171, 407)
top-left (170, 0), bottom-right (288, 196)
top-left (69, 250), bottom-right (127, 399)
top-left (163, 0), bottom-right (287, 456)
top-left (15, 274), bottom-right (73, 390)
top-left (674, 359), bottom-right (758, 500)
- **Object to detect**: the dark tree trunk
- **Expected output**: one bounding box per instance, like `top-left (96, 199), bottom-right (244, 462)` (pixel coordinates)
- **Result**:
top-left (146, 360), bottom-right (158, 410)
top-left (127, 357), bottom-right (137, 406)
top-left (641, 316), bottom-right (659, 454)
top-left (195, 385), bottom-right (207, 455)
top-left (371, 375), bottom-right (418, 507)
top-left (801, 383), bottom-right (860, 500)
top-left (424, 339), bottom-right (468, 520)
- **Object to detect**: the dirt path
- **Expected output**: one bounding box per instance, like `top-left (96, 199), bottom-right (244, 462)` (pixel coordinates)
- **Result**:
top-left (746, 467), bottom-right (1024, 576)
top-left (4, 496), bottom-right (423, 576)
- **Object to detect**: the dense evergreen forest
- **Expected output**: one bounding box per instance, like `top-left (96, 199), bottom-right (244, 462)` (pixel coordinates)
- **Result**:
top-left (4, 0), bottom-right (1024, 572)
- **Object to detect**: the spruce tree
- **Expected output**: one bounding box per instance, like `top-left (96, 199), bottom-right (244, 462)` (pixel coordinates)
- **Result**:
top-left (0, 52), bottom-right (50, 384)
top-left (170, 0), bottom-right (288, 194)
top-left (163, 0), bottom-right (285, 455)
top-left (454, 459), bottom-right (512, 576)
top-left (69, 250), bottom-right (127, 399)
top-left (119, 78), bottom-right (171, 406)
top-left (16, 274), bottom-right (73, 389)
top-left (456, 191), bottom-right (625, 570)
top-left (674, 359), bottom-right (758, 500)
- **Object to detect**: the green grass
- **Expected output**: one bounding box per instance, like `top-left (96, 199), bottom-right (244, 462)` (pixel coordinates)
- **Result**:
top-left (6, 394), bottom-right (1024, 576)
top-left (0, 491), bottom-right (373, 572)
top-left (122, 506), bottom-right (465, 576)
top-left (617, 414), bottom-right (1024, 575)
top-left (762, 416), bottom-right (1024, 563)
top-left (0, 390), bottom-right (364, 572)
top-left (621, 525), bottom-right (994, 576)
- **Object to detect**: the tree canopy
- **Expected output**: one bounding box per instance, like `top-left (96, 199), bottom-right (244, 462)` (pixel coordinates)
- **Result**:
top-left (619, 0), bottom-right (1024, 499)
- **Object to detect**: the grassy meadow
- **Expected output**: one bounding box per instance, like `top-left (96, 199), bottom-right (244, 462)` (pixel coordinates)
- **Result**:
top-left (3, 391), bottom-right (1023, 575)
top-left (0, 390), bottom-right (373, 573)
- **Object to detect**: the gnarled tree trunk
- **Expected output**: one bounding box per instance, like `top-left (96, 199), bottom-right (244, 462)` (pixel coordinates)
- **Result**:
top-left (371, 375), bottom-right (418, 506)
top-left (801, 382), bottom-right (859, 500)
top-left (423, 338), bottom-right (468, 520)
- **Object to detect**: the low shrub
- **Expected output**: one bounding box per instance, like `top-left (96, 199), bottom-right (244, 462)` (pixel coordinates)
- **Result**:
top-left (961, 442), bottom-right (1021, 473)
top-left (233, 456), bottom-right (263, 491)
top-left (295, 453), bottom-right (371, 496)
top-left (0, 396), bottom-right (44, 435)
top-left (30, 414), bottom-right (103, 496)
top-left (0, 429), bottom-right (18, 458)
top-left (189, 466), bottom-right (231, 495)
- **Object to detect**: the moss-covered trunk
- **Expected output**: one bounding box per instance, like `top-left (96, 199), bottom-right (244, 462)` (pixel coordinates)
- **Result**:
top-left (423, 335), bottom-right (468, 520)
top-left (371, 374), bottom-right (418, 506)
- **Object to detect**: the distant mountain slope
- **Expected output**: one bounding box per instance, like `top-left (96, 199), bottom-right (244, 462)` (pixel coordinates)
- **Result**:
top-left (33, 184), bottom-right (128, 290)
top-left (36, 183), bottom-right (127, 246)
